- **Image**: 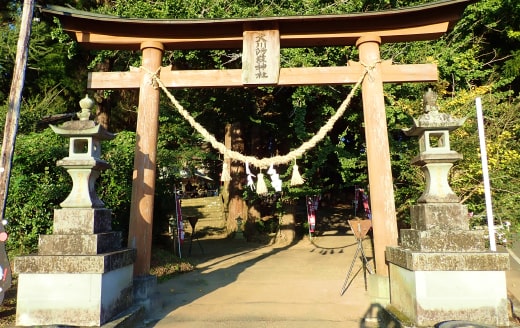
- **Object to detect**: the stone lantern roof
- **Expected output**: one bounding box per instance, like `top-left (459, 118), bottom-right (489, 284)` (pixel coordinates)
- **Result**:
top-left (402, 89), bottom-right (466, 159)
top-left (403, 88), bottom-right (466, 137)
top-left (49, 95), bottom-right (114, 140)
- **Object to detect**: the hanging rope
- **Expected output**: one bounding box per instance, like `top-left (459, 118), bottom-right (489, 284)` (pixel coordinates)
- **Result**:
top-left (143, 61), bottom-right (377, 170)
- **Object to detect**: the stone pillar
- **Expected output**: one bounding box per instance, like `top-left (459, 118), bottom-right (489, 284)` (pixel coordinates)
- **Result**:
top-left (14, 96), bottom-right (135, 327)
top-left (386, 89), bottom-right (510, 327)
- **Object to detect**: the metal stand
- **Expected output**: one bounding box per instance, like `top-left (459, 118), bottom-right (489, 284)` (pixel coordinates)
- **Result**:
top-left (187, 216), bottom-right (204, 255)
top-left (340, 219), bottom-right (374, 295)
top-left (169, 217), bottom-right (183, 258)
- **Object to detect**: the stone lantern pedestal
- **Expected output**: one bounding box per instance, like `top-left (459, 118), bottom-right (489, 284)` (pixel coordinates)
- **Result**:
top-left (14, 96), bottom-right (135, 326)
top-left (386, 90), bottom-right (510, 326)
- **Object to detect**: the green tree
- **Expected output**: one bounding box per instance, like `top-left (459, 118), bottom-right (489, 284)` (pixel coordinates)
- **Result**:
top-left (5, 129), bottom-right (69, 254)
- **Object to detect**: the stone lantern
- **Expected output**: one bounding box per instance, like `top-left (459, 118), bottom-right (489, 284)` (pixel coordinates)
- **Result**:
top-left (403, 88), bottom-right (465, 204)
top-left (14, 95), bottom-right (135, 327)
top-left (385, 89), bottom-right (510, 327)
top-left (49, 95), bottom-right (114, 208)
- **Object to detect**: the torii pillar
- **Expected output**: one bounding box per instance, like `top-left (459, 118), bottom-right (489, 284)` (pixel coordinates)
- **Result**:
top-left (127, 42), bottom-right (163, 281)
top-left (357, 35), bottom-right (399, 274)
top-left (356, 35), bottom-right (398, 302)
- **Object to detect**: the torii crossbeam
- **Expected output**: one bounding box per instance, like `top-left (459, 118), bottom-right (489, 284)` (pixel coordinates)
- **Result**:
top-left (41, 0), bottom-right (475, 282)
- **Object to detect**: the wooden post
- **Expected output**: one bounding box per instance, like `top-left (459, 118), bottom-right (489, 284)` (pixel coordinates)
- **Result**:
top-left (0, 0), bottom-right (34, 220)
top-left (356, 35), bottom-right (399, 276)
top-left (127, 41), bottom-right (164, 277)
top-left (0, 0), bottom-right (34, 303)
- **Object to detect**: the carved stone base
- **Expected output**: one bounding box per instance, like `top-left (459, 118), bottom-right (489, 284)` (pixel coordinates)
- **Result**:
top-left (387, 246), bottom-right (510, 327)
top-left (16, 268), bottom-right (133, 327)
top-left (14, 207), bottom-right (135, 326)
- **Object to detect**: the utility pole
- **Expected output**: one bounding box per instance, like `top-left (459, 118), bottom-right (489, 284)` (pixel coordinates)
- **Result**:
top-left (0, 0), bottom-right (35, 304)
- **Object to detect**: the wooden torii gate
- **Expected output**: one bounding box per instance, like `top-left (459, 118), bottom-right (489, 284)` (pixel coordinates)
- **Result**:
top-left (42, 0), bottom-right (474, 279)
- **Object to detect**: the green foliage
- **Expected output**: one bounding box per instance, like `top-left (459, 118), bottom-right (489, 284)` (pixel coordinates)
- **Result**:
top-left (4, 129), bottom-right (140, 254)
top-left (447, 90), bottom-right (520, 230)
top-left (0, 3), bottom-right (86, 133)
top-left (255, 217), bottom-right (279, 234)
top-left (98, 131), bottom-right (136, 235)
top-left (99, 0), bottom-right (370, 19)
top-left (5, 129), bottom-right (69, 254)
top-left (0, 15), bottom-right (18, 103)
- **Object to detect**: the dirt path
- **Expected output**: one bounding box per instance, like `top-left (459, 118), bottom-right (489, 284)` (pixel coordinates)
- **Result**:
top-left (144, 225), bottom-right (376, 328)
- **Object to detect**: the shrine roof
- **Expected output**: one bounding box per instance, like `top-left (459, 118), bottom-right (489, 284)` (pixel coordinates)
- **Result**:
top-left (40, 0), bottom-right (477, 50)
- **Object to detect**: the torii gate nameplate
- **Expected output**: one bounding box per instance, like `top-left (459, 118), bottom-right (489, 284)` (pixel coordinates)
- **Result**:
top-left (242, 28), bottom-right (280, 85)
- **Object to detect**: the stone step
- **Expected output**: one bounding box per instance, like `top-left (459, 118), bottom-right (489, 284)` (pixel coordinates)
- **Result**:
top-left (181, 211), bottom-right (224, 221)
top-left (14, 249), bottom-right (135, 273)
top-left (184, 218), bottom-right (225, 231)
top-left (180, 196), bottom-right (222, 206)
top-left (182, 204), bottom-right (223, 212)
top-left (176, 195), bottom-right (227, 238)
top-left (181, 208), bottom-right (223, 217)
top-left (180, 196), bottom-right (224, 223)
top-left (39, 231), bottom-right (123, 255)
top-left (195, 218), bottom-right (225, 227)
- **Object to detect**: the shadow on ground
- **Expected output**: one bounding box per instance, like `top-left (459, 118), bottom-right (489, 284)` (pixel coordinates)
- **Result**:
top-left (144, 202), bottom-right (383, 327)
top-left (144, 237), bottom-right (296, 326)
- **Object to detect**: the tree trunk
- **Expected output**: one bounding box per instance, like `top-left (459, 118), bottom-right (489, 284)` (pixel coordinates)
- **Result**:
top-left (225, 122), bottom-right (247, 234)
top-left (277, 202), bottom-right (296, 244)
top-left (93, 58), bottom-right (112, 130)
top-left (221, 123), bottom-right (231, 228)
top-left (244, 124), bottom-right (262, 237)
